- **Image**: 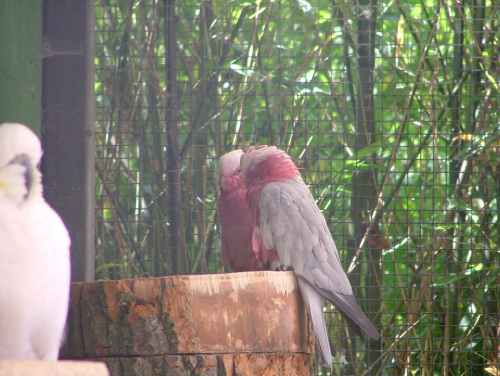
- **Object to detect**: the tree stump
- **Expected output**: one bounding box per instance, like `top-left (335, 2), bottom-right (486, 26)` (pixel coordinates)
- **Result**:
top-left (0, 360), bottom-right (109, 376)
top-left (62, 271), bottom-right (314, 375)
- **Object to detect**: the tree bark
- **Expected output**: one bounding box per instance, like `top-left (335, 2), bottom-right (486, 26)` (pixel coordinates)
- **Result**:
top-left (62, 271), bottom-right (313, 376)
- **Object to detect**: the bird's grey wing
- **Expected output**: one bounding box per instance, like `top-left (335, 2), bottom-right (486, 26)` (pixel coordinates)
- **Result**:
top-left (259, 179), bottom-right (379, 339)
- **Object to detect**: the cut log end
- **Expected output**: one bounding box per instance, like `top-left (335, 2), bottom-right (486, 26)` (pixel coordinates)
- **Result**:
top-left (62, 271), bottom-right (314, 375)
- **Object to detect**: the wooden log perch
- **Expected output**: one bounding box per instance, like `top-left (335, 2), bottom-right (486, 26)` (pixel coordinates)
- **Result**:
top-left (0, 360), bottom-right (109, 376)
top-left (62, 271), bottom-right (314, 375)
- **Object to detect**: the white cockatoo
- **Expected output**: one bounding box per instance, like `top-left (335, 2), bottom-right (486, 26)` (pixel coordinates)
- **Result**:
top-left (0, 123), bottom-right (71, 360)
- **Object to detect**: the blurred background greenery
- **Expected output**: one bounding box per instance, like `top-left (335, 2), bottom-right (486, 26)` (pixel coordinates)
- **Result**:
top-left (94, 0), bottom-right (499, 374)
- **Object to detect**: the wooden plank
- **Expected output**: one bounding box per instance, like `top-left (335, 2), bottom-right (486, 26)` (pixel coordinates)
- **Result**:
top-left (41, 0), bottom-right (96, 282)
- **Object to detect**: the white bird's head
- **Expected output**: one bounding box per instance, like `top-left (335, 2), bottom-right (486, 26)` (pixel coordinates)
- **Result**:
top-left (0, 123), bottom-right (43, 205)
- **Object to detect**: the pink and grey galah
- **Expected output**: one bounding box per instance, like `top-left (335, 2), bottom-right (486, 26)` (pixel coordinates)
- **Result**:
top-left (0, 123), bottom-right (71, 360)
top-left (217, 145), bottom-right (379, 367)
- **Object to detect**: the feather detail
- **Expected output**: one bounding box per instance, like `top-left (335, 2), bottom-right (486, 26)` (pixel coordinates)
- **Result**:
top-left (218, 150), bottom-right (265, 271)
top-left (0, 164), bottom-right (28, 205)
top-left (0, 123), bottom-right (70, 360)
top-left (242, 145), bottom-right (380, 367)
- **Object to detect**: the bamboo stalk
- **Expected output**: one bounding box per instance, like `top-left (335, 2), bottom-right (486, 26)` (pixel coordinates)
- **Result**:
top-left (164, 0), bottom-right (187, 274)
top-left (443, 1), bottom-right (465, 372)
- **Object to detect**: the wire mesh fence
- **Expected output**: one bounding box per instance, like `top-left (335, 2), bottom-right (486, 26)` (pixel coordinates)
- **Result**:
top-left (94, 0), bottom-right (499, 374)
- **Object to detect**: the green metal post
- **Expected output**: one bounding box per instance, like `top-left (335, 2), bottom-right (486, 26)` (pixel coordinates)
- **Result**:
top-left (0, 1), bottom-right (42, 133)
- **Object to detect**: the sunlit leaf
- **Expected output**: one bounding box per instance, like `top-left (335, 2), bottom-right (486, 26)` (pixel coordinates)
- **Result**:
top-left (296, 0), bottom-right (312, 13)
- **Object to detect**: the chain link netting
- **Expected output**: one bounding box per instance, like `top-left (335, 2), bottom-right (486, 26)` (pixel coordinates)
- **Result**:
top-left (95, 0), bottom-right (499, 374)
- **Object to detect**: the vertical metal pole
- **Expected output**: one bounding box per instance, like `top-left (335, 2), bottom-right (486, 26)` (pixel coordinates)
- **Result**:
top-left (42, 0), bottom-right (96, 282)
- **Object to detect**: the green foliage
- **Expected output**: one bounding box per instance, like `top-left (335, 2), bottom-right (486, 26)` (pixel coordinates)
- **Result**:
top-left (94, 0), bottom-right (499, 374)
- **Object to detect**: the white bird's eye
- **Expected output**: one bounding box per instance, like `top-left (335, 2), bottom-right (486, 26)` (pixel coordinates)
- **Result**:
top-left (8, 154), bottom-right (33, 200)
top-left (8, 153), bottom-right (31, 168)
top-left (0, 164), bottom-right (28, 205)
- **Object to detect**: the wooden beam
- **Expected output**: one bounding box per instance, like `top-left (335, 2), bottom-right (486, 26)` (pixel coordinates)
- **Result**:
top-left (41, 0), bottom-right (96, 282)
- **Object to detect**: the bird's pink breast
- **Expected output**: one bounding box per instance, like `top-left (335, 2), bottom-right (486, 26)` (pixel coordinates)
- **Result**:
top-left (218, 181), bottom-right (264, 271)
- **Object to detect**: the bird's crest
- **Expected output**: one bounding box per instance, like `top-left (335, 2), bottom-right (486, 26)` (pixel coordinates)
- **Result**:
top-left (0, 123), bottom-right (42, 167)
top-left (241, 145), bottom-right (299, 184)
top-left (0, 123), bottom-right (43, 204)
top-left (218, 149), bottom-right (245, 194)
top-left (219, 149), bottom-right (243, 177)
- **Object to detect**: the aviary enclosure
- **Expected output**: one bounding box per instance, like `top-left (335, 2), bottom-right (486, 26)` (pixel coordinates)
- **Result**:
top-left (94, 0), bottom-right (498, 375)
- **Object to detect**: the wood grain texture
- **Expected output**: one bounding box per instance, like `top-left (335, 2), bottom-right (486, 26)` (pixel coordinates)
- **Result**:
top-left (102, 353), bottom-right (311, 376)
top-left (62, 271), bottom-right (314, 375)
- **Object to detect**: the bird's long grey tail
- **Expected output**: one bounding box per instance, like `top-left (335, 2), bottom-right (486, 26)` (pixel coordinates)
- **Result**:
top-left (298, 279), bottom-right (332, 368)
top-left (320, 288), bottom-right (380, 340)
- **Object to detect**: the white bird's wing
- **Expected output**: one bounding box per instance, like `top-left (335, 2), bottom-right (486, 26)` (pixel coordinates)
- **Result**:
top-left (26, 198), bottom-right (71, 360)
top-left (0, 122), bottom-right (71, 360)
top-left (0, 198), bottom-right (40, 359)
